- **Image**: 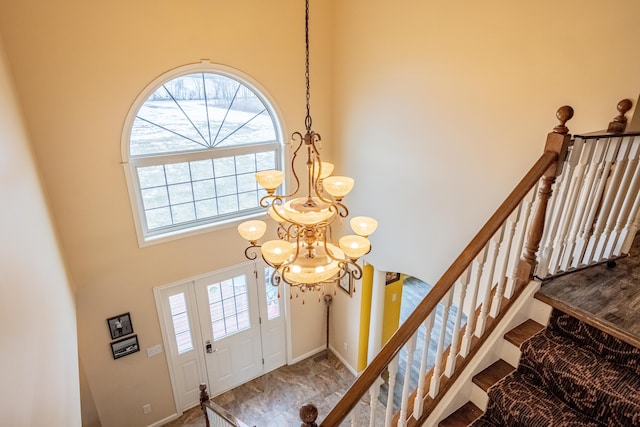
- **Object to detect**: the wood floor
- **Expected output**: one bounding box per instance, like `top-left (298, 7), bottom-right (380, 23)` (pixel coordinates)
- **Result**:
top-left (536, 233), bottom-right (640, 348)
top-left (165, 350), bottom-right (354, 427)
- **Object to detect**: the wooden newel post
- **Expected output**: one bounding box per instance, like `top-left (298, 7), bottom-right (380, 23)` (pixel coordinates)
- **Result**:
top-left (200, 383), bottom-right (210, 427)
top-left (516, 105), bottom-right (573, 285)
top-left (299, 402), bottom-right (319, 427)
top-left (607, 98), bottom-right (633, 133)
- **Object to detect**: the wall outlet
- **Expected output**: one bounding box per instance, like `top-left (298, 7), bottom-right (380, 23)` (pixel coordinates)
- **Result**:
top-left (343, 342), bottom-right (348, 351)
top-left (143, 403), bottom-right (152, 414)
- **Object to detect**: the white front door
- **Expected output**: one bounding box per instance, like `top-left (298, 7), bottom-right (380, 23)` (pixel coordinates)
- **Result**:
top-left (195, 263), bottom-right (287, 396)
top-left (156, 262), bottom-right (287, 409)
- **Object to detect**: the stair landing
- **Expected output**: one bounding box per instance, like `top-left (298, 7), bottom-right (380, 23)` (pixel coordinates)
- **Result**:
top-left (536, 235), bottom-right (640, 349)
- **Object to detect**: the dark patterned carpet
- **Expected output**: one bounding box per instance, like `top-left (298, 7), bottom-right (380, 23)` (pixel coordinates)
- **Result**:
top-left (472, 309), bottom-right (640, 426)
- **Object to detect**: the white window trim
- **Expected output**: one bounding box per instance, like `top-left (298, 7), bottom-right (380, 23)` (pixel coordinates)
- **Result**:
top-left (121, 60), bottom-right (287, 247)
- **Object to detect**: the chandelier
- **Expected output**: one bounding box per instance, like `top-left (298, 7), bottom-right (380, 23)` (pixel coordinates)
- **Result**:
top-left (237, 0), bottom-right (377, 294)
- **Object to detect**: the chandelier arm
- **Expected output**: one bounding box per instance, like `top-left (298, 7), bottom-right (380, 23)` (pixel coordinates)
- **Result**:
top-left (276, 223), bottom-right (290, 240)
top-left (278, 265), bottom-right (298, 288)
top-left (244, 245), bottom-right (260, 260)
top-left (349, 261), bottom-right (364, 280)
top-left (315, 201), bottom-right (348, 222)
top-left (278, 131), bottom-right (306, 199)
top-left (320, 225), bottom-right (347, 264)
top-left (333, 201), bottom-right (349, 218)
top-left (269, 267), bottom-right (283, 288)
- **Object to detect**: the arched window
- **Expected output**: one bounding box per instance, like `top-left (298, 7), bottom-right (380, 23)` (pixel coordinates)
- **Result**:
top-left (122, 63), bottom-right (284, 245)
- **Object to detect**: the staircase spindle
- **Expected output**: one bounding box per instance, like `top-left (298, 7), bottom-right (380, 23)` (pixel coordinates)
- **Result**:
top-left (546, 137), bottom-right (591, 275)
top-left (429, 289), bottom-right (454, 398)
top-left (605, 137), bottom-right (640, 255)
top-left (369, 377), bottom-right (384, 427)
top-left (398, 334), bottom-right (417, 426)
top-left (594, 137), bottom-right (635, 261)
top-left (565, 138), bottom-right (618, 271)
top-left (505, 186), bottom-right (537, 297)
top-left (350, 402), bottom-right (361, 427)
top-left (413, 311), bottom-right (436, 418)
top-left (584, 136), bottom-right (628, 263)
top-left (445, 268), bottom-right (471, 377)
top-left (476, 227), bottom-right (504, 335)
top-left (490, 209), bottom-right (519, 317)
top-left (460, 246), bottom-right (487, 357)
top-left (385, 355), bottom-right (400, 426)
top-left (619, 197), bottom-right (640, 255)
top-left (559, 137), bottom-right (605, 271)
top-left (613, 140), bottom-right (640, 255)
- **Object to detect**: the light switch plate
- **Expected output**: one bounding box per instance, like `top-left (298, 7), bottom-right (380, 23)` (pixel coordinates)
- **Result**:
top-left (146, 344), bottom-right (163, 357)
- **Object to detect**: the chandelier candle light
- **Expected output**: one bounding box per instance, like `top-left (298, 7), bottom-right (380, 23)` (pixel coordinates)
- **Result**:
top-left (238, 0), bottom-right (377, 297)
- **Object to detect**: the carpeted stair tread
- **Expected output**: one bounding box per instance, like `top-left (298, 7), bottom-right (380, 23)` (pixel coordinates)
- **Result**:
top-left (518, 328), bottom-right (640, 426)
top-left (472, 371), bottom-right (602, 426)
top-left (548, 309), bottom-right (640, 376)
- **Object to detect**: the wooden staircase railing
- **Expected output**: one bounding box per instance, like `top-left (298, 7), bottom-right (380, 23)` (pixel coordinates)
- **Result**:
top-left (308, 106), bottom-right (575, 426)
top-left (536, 99), bottom-right (640, 279)
top-left (295, 99), bottom-right (640, 427)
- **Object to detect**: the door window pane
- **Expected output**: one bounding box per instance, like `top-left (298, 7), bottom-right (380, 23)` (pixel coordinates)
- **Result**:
top-left (264, 267), bottom-right (280, 320)
top-left (169, 293), bottom-right (194, 354)
top-left (207, 275), bottom-right (251, 341)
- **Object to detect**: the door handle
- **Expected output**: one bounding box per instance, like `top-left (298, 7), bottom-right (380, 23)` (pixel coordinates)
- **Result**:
top-left (205, 340), bottom-right (219, 354)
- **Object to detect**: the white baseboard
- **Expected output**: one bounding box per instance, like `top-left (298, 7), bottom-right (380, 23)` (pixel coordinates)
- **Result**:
top-left (289, 345), bottom-right (327, 365)
top-left (328, 344), bottom-right (358, 376)
top-left (147, 412), bottom-right (180, 427)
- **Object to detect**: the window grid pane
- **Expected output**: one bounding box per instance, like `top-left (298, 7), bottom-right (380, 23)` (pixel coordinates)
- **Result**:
top-left (168, 293), bottom-right (194, 354)
top-left (207, 275), bottom-right (251, 341)
top-left (137, 150), bottom-right (275, 232)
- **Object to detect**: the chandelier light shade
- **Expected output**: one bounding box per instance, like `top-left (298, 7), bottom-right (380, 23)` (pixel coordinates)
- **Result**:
top-left (238, 0), bottom-right (376, 295)
top-left (350, 216), bottom-right (378, 237)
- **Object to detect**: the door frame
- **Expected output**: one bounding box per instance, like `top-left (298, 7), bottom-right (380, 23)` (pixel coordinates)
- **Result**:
top-left (153, 260), bottom-right (291, 416)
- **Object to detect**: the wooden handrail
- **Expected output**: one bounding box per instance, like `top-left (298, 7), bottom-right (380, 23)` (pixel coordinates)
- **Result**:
top-left (320, 106), bottom-right (573, 426)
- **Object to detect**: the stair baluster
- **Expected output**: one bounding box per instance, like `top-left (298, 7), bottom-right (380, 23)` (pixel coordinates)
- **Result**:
top-left (605, 139), bottom-right (640, 256)
top-left (413, 310), bottom-right (436, 418)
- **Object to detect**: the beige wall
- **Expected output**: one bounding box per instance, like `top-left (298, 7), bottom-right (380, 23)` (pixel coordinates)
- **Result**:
top-left (332, 0), bottom-right (640, 287)
top-left (0, 34), bottom-right (81, 426)
top-left (0, 0), bottom-right (333, 426)
top-left (3, 0), bottom-right (640, 425)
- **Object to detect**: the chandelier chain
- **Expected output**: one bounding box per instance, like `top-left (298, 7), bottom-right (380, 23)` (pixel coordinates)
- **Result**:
top-left (304, 0), bottom-right (312, 132)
